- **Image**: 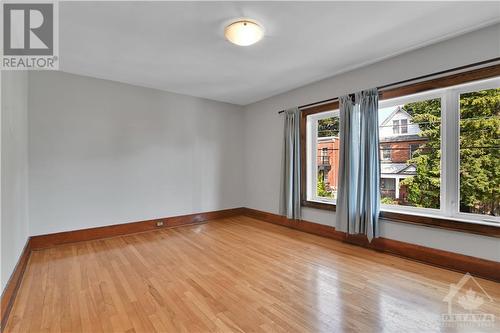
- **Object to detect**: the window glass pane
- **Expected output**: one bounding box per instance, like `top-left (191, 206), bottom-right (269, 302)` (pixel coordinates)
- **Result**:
top-left (381, 145), bottom-right (391, 161)
top-left (392, 120), bottom-right (399, 134)
top-left (459, 88), bottom-right (500, 216)
top-left (409, 144), bottom-right (419, 158)
top-left (316, 116), bottom-right (339, 200)
top-left (379, 100), bottom-right (441, 208)
top-left (401, 119), bottom-right (408, 133)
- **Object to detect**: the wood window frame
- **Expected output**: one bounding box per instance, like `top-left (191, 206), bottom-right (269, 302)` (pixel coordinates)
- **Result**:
top-left (299, 64), bottom-right (500, 237)
top-left (300, 101), bottom-right (339, 212)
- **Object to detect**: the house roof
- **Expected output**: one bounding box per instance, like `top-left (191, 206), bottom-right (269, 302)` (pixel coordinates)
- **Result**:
top-left (380, 163), bottom-right (416, 175)
top-left (380, 134), bottom-right (425, 143)
top-left (380, 106), bottom-right (413, 126)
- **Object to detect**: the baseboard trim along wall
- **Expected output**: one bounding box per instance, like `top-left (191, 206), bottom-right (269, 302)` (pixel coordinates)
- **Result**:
top-left (1, 240), bottom-right (32, 330)
top-left (1, 207), bottom-right (245, 328)
top-left (240, 208), bottom-right (500, 282)
top-left (2, 207), bottom-right (499, 328)
top-left (29, 207), bottom-right (246, 249)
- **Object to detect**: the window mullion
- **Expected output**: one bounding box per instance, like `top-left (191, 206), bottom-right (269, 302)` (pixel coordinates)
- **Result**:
top-left (308, 116), bottom-right (318, 201)
top-left (442, 90), bottom-right (459, 217)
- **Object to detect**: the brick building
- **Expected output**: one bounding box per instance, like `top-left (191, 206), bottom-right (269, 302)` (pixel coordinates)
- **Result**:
top-left (317, 136), bottom-right (340, 195)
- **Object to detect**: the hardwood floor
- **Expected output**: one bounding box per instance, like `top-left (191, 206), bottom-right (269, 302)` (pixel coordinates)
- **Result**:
top-left (5, 216), bottom-right (500, 332)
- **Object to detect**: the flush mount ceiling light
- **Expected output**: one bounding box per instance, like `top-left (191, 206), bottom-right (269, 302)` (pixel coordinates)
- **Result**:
top-left (224, 19), bottom-right (264, 46)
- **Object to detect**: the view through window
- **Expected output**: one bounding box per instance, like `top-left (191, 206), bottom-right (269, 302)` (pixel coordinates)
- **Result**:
top-left (316, 115), bottom-right (340, 201)
top-left (459, 88), bottom-right (499, 216)
top-left (378, 98), bottom-right (441, 209)
top-left (306, 110), bottom-right (340, 203)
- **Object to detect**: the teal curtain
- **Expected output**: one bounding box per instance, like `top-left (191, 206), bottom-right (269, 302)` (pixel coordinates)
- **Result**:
top-left (336, 89), bottom-right (380, 241)
top-left (280, 107), bottom-right (301, 220)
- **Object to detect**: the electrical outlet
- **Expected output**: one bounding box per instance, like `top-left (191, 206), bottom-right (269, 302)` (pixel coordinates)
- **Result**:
top-left (156, 221), bottom-right (164, 227)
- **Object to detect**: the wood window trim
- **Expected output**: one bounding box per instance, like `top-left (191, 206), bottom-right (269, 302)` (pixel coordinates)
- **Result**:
top-left (300, 101), bottom-right (339, 211)
top-left (380, 211), bottom-right (500, 238)
top-left (302, 200), bottom-right (336, 211)
top-left (299, 64), bottom-right (500, 238)
top-left (380, 64), bottom-right (500, 100)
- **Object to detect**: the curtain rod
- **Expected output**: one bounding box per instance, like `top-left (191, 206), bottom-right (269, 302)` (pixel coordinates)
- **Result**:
top-left (277, 57), bottom-right (500, 114)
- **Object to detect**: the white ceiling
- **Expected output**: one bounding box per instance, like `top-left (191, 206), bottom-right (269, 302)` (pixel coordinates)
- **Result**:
top-left (60, 2), bottom-right (500, 105)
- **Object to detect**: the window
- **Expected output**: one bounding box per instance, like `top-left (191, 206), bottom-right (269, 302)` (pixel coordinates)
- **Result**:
top-left (409, 144), bottom-right (419, 158)
top-left (400, 119), bottom-right (408, 134)
top-left (301, 69), bottom-right (500, 227)
top-left (459, 87), bottom-right (499, 217)
top-left (320, 147), bottom-right (329, 167)
top-left (305, 108), bottom-right (340, 204)
top-left (391, 118), bottom-right (409, 134)
top-left (379, 77), bottom-right (499, 223)
top-left (392, 120), bottom-right (399, 134)
top-left (379, 96), bottom-right (441, 208)
top-left (381, 145), bottom-right (391, 161)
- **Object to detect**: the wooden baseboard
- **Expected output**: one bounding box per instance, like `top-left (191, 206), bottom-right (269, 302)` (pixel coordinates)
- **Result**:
top-left (240, 208), bottom-right (500, 282)
top-left (242, 207), bottom-right (345, 241)
top-left (370, 238), bottom-right (500, 282)
top-left (1, 240), bottom-right (31, 330)
top-left (30, 207), bottom-right (245, 249)
top-left (1, 207), bottom-right (245, 327)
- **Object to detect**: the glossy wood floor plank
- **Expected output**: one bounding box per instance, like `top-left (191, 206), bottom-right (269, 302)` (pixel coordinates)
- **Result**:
top-left (5, 216), bottom-right (500, 332)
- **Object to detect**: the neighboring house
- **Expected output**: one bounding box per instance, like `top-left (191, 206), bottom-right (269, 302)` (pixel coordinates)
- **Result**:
top-left (379, 106), bottom-right (421, 138)
top-left (379, 106), bottom-right (426, 203)
top-left (317, 136), bottom-right (340, 194)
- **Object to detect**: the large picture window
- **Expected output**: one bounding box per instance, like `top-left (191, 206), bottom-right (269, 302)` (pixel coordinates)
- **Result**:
top-left (379, 78), bottom-right (499, 223)
top-left (302, 75), bottom-right (500, 225)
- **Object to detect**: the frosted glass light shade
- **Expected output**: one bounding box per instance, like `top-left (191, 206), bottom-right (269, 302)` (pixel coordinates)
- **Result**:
top-left (224, 20), bottom-right (263, 46)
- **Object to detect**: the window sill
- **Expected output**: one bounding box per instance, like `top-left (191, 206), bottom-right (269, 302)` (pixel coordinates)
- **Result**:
top-left (380, 211), bottom-right (499, 238)
top-left (302, 200), bottom-right (336, 211)
top-left (301, 200), bottom-right (499, 238)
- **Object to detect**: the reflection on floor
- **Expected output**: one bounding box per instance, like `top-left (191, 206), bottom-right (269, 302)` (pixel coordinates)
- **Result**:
top-left (5, 216), bottom-right (500, 332)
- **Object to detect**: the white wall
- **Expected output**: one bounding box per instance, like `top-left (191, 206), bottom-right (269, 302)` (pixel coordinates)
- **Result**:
top-left (243, 24), bottom-right (500, 262)
top-left (28, 71), bottom-right (244, 236)
top-left (1, 71), bottom-right (29, 291)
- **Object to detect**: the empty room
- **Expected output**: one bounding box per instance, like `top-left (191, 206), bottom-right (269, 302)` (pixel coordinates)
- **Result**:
top-left (1, 1), bottom-right (500, 332)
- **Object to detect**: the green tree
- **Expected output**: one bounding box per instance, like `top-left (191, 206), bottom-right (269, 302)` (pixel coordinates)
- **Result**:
top-left (318, 117), bottom-right (339, 137)
top-left (381, 197), bottom-right (398, 205)
top-left (458, 89), bottom-right (500, 216)
top-left (317, 172), bottom-right (332, 198)
top-left (400, 89), bottom-right (500, 216)
top-left (400, 98), bottom-right (441, 209)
